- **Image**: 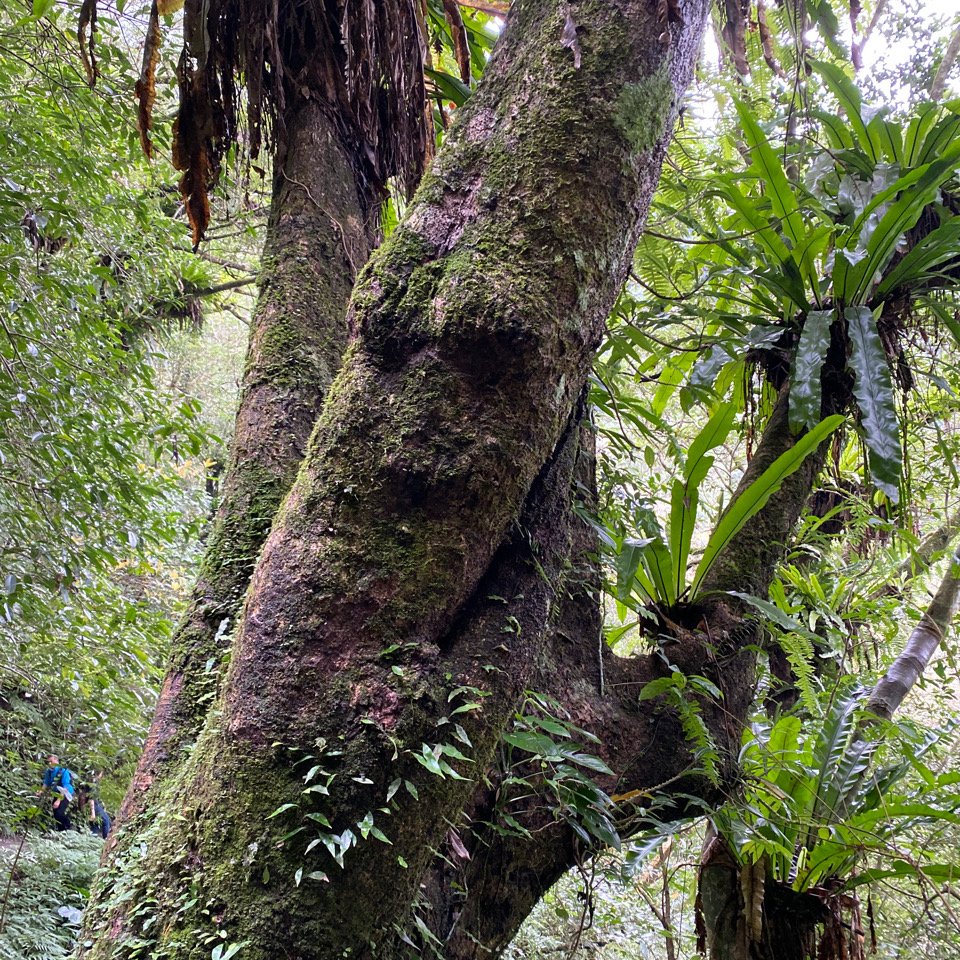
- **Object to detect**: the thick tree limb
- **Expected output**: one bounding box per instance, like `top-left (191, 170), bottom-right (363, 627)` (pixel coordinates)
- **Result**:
top-left (699, 384), bottom-right (839, 598)
top-left (867, 548), bottom-right (960, 721)
top-left (394, 384), bottom-right (839, 956)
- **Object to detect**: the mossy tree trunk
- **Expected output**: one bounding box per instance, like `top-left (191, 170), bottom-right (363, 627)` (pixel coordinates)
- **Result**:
top-left (382, 383), bottom-right (837, 957)
top-left (117, 95), bottom-right (377, 824)
top-left (80, 1), bottom-right (714, 957)
top-left (697, 832), bottom-right (828, 960)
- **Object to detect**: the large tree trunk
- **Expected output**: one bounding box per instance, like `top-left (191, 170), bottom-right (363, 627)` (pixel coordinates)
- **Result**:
top-left (79, 1), bottom-right (712, 957)
top-left (110, 95), bottom-right (377, 830)
top-left (85, 90), bottom-right (378, 951)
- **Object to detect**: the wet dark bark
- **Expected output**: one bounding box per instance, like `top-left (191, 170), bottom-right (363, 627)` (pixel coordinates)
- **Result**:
top-left (87, 94), bottom-right (377, 954)
top-left (80, 96), bottom-right (379, 960)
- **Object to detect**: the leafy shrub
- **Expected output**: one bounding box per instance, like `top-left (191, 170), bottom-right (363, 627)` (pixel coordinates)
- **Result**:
top-left (0, 832), bottom-right (103, 960)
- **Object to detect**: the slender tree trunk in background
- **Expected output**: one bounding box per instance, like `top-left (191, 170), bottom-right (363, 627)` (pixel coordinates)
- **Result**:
top-left (866, 549), bottom-right (960, 721)
top-left (80, 1), bottom-right (712, 957)
top-left (931, 20), bottom-right (960, 103)
top-left (113, 96), bottom-right (377, 823)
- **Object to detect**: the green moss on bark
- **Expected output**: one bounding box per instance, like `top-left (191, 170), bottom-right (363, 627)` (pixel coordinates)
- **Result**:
top-left (614, 66), bottom-right (675, 154)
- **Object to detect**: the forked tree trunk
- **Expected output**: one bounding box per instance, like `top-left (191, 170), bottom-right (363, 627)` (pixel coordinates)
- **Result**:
top-left (79, 1), bottom-right (712, 957)
top-left (390, 383), bottom-right (836, 956)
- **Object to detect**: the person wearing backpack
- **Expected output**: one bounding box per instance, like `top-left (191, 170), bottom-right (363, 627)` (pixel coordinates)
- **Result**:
top-left (75, 777), bottom-right (111, 839)
top-left (39, 755), bottom-right (74, 831)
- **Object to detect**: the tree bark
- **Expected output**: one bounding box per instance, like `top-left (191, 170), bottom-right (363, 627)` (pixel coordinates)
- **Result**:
top-left (114, 95), bottom-right (376, 823)
top-left (386, 381), bottom-right (837, 957)
top-left (80, 1), bottom-right (712, 957)
top-left (867, 548), bottom-right (960, 720)
top-left (931, 20), bottom-right (960, 103)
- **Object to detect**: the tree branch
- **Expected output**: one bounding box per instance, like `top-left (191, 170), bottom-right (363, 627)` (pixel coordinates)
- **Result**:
top-left (867, 547), bottom-right (960, 721)
top-left (892, 508), bottom-right (960, 584)
top-left (191, 276), bottom-right (257, 298)
top-left (931, 20), bottom-right (960, 103)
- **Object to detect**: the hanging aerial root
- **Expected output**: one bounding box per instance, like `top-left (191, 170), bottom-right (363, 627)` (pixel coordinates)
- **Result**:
top-left (135, 1), bottom-right (163, 159)
top-left (77, 0), bottom-right (98, 87)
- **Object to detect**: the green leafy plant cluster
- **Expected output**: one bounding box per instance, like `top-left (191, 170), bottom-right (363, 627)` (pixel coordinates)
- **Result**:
top-left (712, 683), bottom-right (960, 893)
top-left (0, 832), bottom-right (103, 960)
top-left (496, 693), bottom-right (621, 850)
top-left (601, 401), bottom-right (844, 614)
top-left (267, 685), bottom-right (484, 886)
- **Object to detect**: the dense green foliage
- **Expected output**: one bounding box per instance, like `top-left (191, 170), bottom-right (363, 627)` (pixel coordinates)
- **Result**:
top-left (0, 2), bottom-right (234, 826)
top-left (0, 832), bottom-right (103, 960)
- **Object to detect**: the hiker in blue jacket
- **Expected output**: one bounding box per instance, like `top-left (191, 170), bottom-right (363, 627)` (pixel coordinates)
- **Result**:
top-left (39, 755), bottom-right (74, 831)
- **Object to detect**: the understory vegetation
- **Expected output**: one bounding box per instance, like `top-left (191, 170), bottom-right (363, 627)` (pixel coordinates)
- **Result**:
top-left (0, 833), bottom-right (103, 960)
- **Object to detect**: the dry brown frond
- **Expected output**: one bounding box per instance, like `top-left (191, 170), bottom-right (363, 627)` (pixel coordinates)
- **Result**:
top-left (135, 1), bottom-right (162, 160)
top-left (173, 0), bottom-right (430, 244)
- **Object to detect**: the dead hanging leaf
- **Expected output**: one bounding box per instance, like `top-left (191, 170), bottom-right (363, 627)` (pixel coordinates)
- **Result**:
top-left (169, 0), bottom-right (429, 245)
top-left (559, 2), bottom-right (582, 69)
top-left (719, 0), bottom-right (750, 75)
top-left (135, 1), bottom-right (163, 159)
top-left (416, 0), bottom-right (436, 169)
top-left (756, 0), bottom-right (786, 77)
top-left (447, 828), bottom-right (471, 861)
top-left (172, 93), bottom-right (216, 249)
top-left (442, 0), bottom-right (471, 84)
top-left (77, 0), bottom-right (98, 87)
top-left (176, 124), bottom-right (213, 250)
top-left (157, 0), bottom-right (186, 12)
